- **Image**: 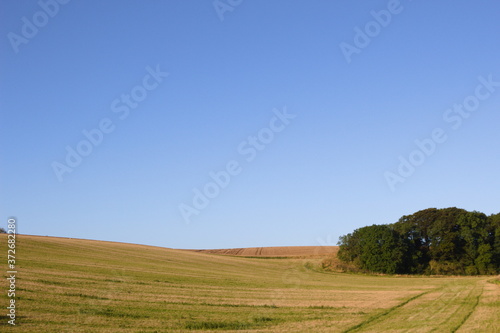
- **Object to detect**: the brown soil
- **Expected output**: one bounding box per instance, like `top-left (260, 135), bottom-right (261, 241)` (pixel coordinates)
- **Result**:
top-left (185, 246), bottom-right (338, 258)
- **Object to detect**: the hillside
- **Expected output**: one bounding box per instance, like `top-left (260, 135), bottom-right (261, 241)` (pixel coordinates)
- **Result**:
top-left (187, 246), bottom-right (338, 258)
top-left (1, 235), bottom-right (498, 332)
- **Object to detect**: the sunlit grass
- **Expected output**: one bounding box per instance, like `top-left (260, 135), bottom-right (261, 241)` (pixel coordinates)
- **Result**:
top-left (0, 235), bottom-right (497, 332)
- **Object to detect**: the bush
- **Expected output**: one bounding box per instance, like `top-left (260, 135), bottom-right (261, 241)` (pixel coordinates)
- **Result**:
top-left (321, 255), bottom-right (360, 273)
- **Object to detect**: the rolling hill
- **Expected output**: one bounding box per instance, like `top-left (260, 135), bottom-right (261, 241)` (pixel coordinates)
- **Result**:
top-left (186, 246), bottom-right (338, 258)
top-left (1, 235), bottom-right (498, 332)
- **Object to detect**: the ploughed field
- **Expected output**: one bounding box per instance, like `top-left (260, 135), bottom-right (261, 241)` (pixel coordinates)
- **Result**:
top-left (187, 246), bottom-right (338, 258)
top-left (1, 235), bottom-right (498, 332)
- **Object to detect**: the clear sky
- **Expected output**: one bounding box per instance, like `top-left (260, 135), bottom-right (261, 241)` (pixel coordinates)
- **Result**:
top-left (1, 0), bottom-right (499, 249)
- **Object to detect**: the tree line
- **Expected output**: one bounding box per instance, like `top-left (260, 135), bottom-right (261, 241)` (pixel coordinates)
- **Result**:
top-left (336, 207), bottom-right (500, 275)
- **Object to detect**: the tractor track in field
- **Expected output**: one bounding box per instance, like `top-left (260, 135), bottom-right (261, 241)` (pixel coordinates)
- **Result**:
top-left (343, 279), bottom-right (488, 333)
top-left (427, 281), bottom-right (484, 333)
top-left (450, 283), bottom-right (483, 333)
top-left (342, 291), bottom-right (430, 333)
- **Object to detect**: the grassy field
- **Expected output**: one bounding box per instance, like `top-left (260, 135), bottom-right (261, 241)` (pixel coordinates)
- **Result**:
top-left (1, 235), bottom-right (498, 332)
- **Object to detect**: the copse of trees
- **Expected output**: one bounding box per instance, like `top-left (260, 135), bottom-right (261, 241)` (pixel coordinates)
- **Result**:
top-left (337, 224), bottom-right (410, 274)
top-left (337, 208), bottom-right (500, 275)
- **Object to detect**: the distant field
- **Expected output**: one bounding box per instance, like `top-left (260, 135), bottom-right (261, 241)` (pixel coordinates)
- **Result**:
top-left (187, 246), bottom-right (338, 258)
top-left (1, 235), bottom-right (498, 332)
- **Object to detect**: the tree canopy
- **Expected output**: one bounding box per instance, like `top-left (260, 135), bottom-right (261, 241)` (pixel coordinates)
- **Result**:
top-left (337, 208), bottom-right (500, 275)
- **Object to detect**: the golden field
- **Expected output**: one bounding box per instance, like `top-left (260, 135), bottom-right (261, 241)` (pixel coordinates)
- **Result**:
top-left (0, 235), bottom-right (498, 332)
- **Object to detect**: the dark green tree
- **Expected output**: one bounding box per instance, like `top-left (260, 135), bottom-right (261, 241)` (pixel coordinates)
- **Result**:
top-left (337, 208), bottom-right (499, 275)
top-left (489, 213), bottom-right (500, 269)
top-left (338, 224), bottom-right (409, 274)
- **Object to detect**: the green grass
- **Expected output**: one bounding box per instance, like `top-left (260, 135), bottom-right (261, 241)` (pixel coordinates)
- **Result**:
top-left (1, 235), bottom-right (498, 332)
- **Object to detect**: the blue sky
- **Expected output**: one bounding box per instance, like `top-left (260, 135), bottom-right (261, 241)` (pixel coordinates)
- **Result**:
top-left (1, 0), bottom-right (499, 249)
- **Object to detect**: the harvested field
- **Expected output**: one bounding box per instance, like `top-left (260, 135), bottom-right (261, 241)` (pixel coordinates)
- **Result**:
top-left (2, 235), bottom-right (498, 332)
top-left (187, 246), bottom-right (338, 258)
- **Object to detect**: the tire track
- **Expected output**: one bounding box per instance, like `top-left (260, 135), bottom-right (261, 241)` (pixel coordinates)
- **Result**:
top-left (450, 283), bottom-right (484, 333)
top-left (426, 283), bottom-right (465, 323)
top-left (342, 291), bottom-right (429, 333)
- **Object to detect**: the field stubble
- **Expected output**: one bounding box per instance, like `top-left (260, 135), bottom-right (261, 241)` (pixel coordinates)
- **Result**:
top-left (0, 235), bottom-right (497, 332)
